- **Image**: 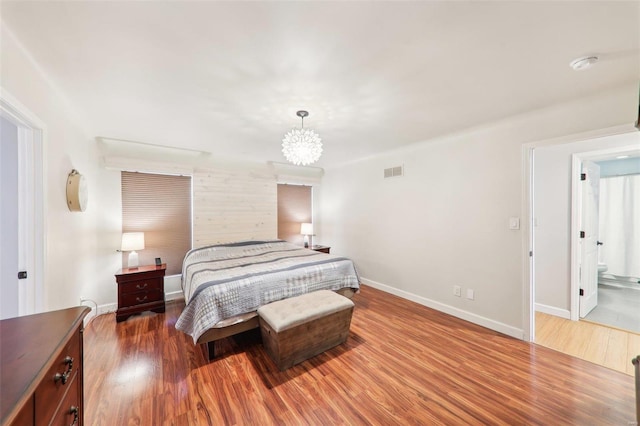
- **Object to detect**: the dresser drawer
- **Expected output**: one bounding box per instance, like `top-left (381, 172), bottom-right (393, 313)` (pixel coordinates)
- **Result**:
top-left (34, 328), bottom-right (80, 424)
top-left (119, 277), bottom-right (163, 294)
top-left (119, 289), bottom-right (164, 308)
top-left (49, 374), bottom-right (80, 426)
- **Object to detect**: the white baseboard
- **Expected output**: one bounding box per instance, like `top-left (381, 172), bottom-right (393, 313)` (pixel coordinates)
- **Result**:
top-left (166, 290), bottom-right (185, 302)
top-left (92, 292), bottom-right (183, 320)
top-left (79, 286), bottom-right (185, 327)
top-left (79, 301), bottom-right (116, 327)
top-left (535, 303), bottom-right (570, 319)
top-left (98, 302), bottom-right (117, 315)
top-left (360, 277), bottom-right (525, 340)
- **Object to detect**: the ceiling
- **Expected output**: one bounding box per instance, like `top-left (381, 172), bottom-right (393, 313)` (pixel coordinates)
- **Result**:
top-left (1, 1), bottom-right (639, 167)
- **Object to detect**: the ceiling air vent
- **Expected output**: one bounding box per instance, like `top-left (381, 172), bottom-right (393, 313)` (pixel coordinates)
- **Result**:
top-left (384, 165), bottom-right (403, 179)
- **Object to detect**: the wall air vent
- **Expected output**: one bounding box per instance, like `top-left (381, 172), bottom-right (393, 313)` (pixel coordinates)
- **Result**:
top-left (384, 165), bottom-right (404, 179)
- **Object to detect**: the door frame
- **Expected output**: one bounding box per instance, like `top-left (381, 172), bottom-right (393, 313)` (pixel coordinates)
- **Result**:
top-left (522, 123), bottom-right (637, 342)
top-left (569, 144), bottom-right (640, 320)
top-left (0, 88), bottom-right (46, 315)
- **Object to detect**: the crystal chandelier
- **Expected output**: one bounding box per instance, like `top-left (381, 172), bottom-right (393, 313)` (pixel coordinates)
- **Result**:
top-left (282, 110), bottom-right (323, 166)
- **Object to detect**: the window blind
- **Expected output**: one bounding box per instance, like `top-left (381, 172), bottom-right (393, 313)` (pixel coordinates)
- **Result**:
top-left (121, 172), bottom-right (192, 275)
top-left (277, 184), bottom-right (312, 246)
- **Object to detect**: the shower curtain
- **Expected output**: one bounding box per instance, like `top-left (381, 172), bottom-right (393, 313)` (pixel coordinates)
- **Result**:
top-left (599, 174), bottom-right (640, 279)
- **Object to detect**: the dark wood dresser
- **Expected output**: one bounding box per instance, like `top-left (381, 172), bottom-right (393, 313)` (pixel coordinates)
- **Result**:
top-left (0, 306), bottom-right (90, 426)
top-left (115, 264), bottom-right (166, 322)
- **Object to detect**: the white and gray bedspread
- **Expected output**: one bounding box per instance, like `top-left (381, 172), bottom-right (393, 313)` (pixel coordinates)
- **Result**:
top-left (175, 240), bottom-right (360, 343)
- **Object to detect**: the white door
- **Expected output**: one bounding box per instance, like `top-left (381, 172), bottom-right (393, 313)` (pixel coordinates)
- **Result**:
top-left (1, 116), bottom-right (21, 319)
top-left (0, 111), bottom-right (40, 319)
top-left (17, 126), bottom-right (38, 316)
top-left (579, 160), bottom-right (600, 318)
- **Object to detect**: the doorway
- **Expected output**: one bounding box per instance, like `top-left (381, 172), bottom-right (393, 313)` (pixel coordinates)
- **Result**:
top-left (529, 129), bottom-right (640, 369)
top-left (0, 92), bottom-right (45, 319)
top-left (571, 150), bottom-right (640, 332)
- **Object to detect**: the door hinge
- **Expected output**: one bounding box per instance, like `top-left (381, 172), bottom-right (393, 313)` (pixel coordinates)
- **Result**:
top-left (580, 231), bottom-right (585, 238)
top-left (18, 271), bottom-right (28, 280)
top-left (580, 173), bottom-right (586, 181)
top-left (529, 251), bottom-right (533, 257)
top-left (579, 288), bottom-right (584, 296)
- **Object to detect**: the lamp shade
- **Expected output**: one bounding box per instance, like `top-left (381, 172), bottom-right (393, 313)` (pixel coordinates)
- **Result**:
top-left (121, 232), bottom-right (145, 251)
top-left (282, 129), bottom-right (323, 166)
top-left (300, 223), bottom-right (314, 235)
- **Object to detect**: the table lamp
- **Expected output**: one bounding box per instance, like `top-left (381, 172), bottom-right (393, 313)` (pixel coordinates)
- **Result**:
top-left (300, 223), bottom-right (313, 248)
top-left (121, 232), bottom-right (145, 268)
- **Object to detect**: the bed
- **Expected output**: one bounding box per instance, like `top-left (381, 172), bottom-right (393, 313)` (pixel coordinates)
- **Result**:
top-left (175, 240), bottom-right (360, 359)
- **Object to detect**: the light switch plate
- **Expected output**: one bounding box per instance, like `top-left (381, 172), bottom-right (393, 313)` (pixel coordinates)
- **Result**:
top-left (509, 217), bottom-right (520, 230)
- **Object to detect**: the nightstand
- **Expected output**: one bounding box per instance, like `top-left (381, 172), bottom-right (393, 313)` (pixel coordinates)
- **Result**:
top-left (311, 245), bottom-right (331, 254)
top-left (115, 264), bottom-right (166, 322)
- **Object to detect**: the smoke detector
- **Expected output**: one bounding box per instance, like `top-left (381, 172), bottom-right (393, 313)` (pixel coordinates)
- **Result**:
top-left (569, 56), bottom-right (599, 71)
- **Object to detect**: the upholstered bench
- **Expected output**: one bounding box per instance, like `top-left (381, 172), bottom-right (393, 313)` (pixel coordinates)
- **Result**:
top-left (257, 290), bottom-right (354, 371)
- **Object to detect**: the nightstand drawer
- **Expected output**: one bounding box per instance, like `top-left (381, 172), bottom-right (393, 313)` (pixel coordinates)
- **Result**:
top-left (116, 269), bottom-right (165, 284)
top-left (119, 277), bottom-right (163, 294)
top-left (120, 289), bottom-right (163, 308)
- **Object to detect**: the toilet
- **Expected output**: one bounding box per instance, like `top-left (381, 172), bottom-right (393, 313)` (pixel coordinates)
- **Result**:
top-left (597, 262), bottom-right (608, 285)
top-left (597, 242), bottom-right (607, 283)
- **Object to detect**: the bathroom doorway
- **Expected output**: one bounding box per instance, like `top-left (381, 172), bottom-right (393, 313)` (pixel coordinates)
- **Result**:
top-left (579, 153), bottom-right (640, 332)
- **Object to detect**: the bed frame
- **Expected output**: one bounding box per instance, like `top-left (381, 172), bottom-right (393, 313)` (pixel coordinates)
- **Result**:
top-left (197, 287), bottom-right (356, 360)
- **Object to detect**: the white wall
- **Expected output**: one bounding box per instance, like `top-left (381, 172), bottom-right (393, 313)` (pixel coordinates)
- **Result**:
top-left (1, 26), bottom-right (122, 315)
top-left (319, 83), bottom-right (638, 337)
top-left (534, 131), bottom-right (640, 315)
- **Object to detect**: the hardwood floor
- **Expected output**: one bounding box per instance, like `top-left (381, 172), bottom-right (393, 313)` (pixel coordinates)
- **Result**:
top-left (535, 311), bottom-right (640, 376)
top-left (84, 286), bottom-right (636, 425)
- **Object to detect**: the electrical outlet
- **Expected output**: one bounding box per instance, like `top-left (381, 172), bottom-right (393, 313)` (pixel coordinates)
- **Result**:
top-left (453, 286), bottom-right (461, 297)
top-left (466, 289), bottom-right (475, 300)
